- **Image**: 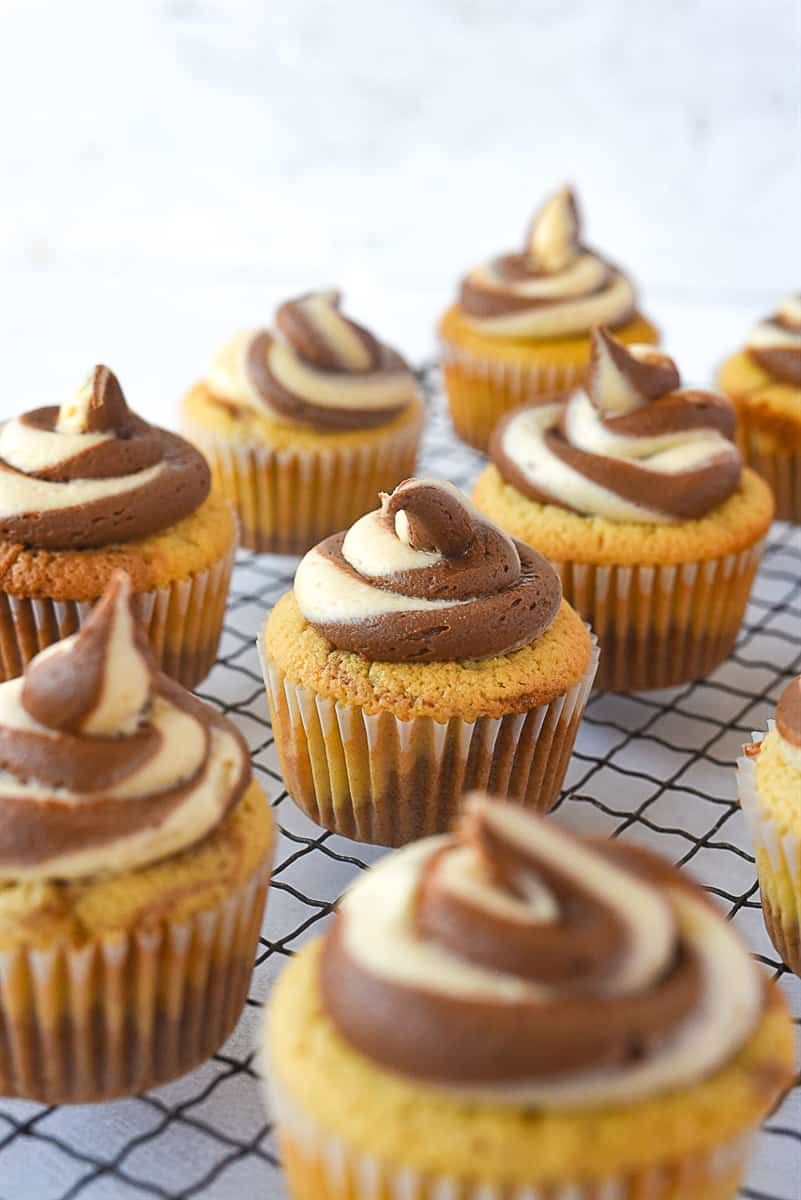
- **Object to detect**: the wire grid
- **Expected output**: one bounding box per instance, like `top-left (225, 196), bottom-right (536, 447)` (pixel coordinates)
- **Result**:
top-left (0, 367), bottom-right (799, 1200)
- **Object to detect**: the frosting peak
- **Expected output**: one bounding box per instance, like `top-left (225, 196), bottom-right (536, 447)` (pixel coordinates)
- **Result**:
top-left (57, 365), bottom-right (132, 436)
top-left (320, 793), bottom-right (764, 1106)
top-left (746, 294), bottom-right (801, 385)
top-left (491, 326), bottom-right (742, 523)
top-left (526, 185), bottom-right (580, 273)
top-left (294, 478), bottom-right (561, 662)
top-left (22, 572), bottom-right (156, 737)
top-left (204, 291), bottom-right (418, 431)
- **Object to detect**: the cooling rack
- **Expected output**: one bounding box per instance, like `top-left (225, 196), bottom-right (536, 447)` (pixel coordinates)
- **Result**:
top-left (1, 366), bottom-right (798, 1200)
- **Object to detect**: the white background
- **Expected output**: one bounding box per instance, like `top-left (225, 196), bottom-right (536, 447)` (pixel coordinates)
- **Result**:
top-left (0, 0), bottom-right (799, 418)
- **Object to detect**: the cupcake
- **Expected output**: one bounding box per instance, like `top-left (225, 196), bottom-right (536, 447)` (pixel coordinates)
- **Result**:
top-left (718, 294), bottom-right (801, 521)
top-left (266, 793), bottom-right (795, 1200)
top-left (0, 365), bottom-right (236, 687)
top-left (181, 289), bottom-right (425, 554)
top-left (738, 675), bottom-right (801, 976)
top-left (259, 478), bottom-right (597, 845)
top-left (473, 327), bottom-right (774, 691)
top-left (438, 185), bottom-right (659, 451)
top-left (0, 573), bottom-right (274, 1103)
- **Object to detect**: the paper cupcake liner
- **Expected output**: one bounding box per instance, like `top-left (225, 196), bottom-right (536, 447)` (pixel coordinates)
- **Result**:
top-left (0, 857), bottom-right (272, 1104)
top-left (0, 543), bottom-right (235, 689)
top-left (735, 415), bottom-right (801, 523)
top-left (268, 1074), bottom-right (755, 1200)
top-left (183, 414), bottom-right (423, 555)
top-left (440, 338), bottom-right (578, 452)
top-left (259, 633), bottom-right (598, 847)
top-left (553, 540), bottom-right (765, 692)
top-left (737, 734), bottom-right (801, 976)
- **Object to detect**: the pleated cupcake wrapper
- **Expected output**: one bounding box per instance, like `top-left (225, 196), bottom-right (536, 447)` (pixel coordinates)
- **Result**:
top-left (0, 858), bottom-right (272, 1104)
top-left (553, 540), bottom-right (765, 692)
top-left (183, 414), bottom-right (423, 556)
top-left (735, 408), bottom-right (801, 524)
top-left (737, 732), bottom-right (801, 976)
top-left (0, 541), bottom-right (235, 689)
top-left (439, 337), bottom-right (579, 451)
top-left (268, 1073), bottom-right (756, 1200)
top-left (258, 633), bottom-right (598, 846)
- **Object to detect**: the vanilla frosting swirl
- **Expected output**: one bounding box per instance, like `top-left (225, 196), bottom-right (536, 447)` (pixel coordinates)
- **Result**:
top-left (321, 794), bottom-right (764, 1106)
top-left (746, 294), bottom-right (801, 385)
top-left (459, 187), bottom-right (637, 339)
top-left (0, 366), bottom-right (210, 550)
top-left (492, 327), bottom-right (742, 522)
top-left (205, 290), bottom-right (418, 430)
top-left (293, 478), bottom-right (562, 661)
top-left (0, 573), bottom-right (250, 880)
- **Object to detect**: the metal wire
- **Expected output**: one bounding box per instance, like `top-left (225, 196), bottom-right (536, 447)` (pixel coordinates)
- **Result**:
top-left (0, 368), bottom-right (798, 1200)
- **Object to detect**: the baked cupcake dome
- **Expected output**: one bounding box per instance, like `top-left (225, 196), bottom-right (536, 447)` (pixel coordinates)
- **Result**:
top-left (266, 794), bottom-right (794, 1200)
top-left (473, 326), bottom-right (774, 691)
top-left (718, 294), bottom-right (801, 521)
top-left (0, 573), bottom-right (274, 1103)
top-left (182, 289), bottom-right (424, 554)
top-left (738, 674), bottom-right (801, 976)
top-left (438, 185), bottom-right (659, 450)
top-left (260, 477), bottom-right (596, 845)
top-left (0, 365), bottom-right (236, 687)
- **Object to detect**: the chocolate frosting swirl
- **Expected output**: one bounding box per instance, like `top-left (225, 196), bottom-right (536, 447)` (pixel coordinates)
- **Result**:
top-left (775, 674), bottom-right (801, 771)
top-left (0, 573), bottom-right (250, 880)
top-left (293, 478), bottom-right (562, 662)
top-left (746, 294), bottom-right (801, 385)
top-left (0, 366), bottom-right (210, 550)
top-left (459, 186), bottom-right (637, 339)
top-left (204, 290), bottom-right (418, 431)
top-left (321, 794), bottom-right (764, 1106)
top-left (491, 327), bottom-right (742, 522)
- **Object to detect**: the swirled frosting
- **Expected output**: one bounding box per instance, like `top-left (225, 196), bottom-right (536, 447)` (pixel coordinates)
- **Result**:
top-left (0, 573), bottom-right (250, 880)
top-left (321, 794), bottom-right (764, 1106)
top-left (491, 326), bottom-right (742, 522)
top-left (293, 478), bottom-right (562, 661)
top-left (0, 366), bottom-right (210, 550)
top-left (205, 290), bottom-right (418, 430)
top-left (775, 675), bottom-right (801, 771)
top-left (746, 295), bottom-right (801, 385)
top-left (459, 186), bottom-right (637, 339)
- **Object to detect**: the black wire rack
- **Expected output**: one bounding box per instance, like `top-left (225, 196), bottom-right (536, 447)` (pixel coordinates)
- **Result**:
top-left (1, 367), bottom-right (799, 1200)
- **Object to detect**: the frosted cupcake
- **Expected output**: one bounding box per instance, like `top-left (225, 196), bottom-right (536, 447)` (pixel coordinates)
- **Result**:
top-left (718, 294), bottom-right (801, 521)
top-left (0, 365), bottom-right (236, 686)
top-left (266, 793), bottom-right (794, 1200)
top-left (473, 327), bottom-right (774, 691)
top-left (0, 573), bottom-right (274, 1103)
top-left (438, 185), bottom-right (659, 450)
top-left (182, 290), bottom-right (424, 553)
top-left (260, 478), bottom-right (596, 845)
top-left (738, 675), bottom-right (801, 976)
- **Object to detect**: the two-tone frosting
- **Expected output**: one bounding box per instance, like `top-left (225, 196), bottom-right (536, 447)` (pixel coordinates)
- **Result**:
top-left (0, 573), bottom-right (250, 880)
top-left (774, 675), bottom-right (801, 772)
top-left (746, 295), bottom-right (801, 386)
top-left (0, 366), bottom-right (210, 550)
top-left (459, 187), bottom-right (637, 340)
top-left (320, 794), bottom-right (764, 1107)
top-left (491, 327), bottom-right (742, 522)
top-left (205, 290), bottom-right (418, 430)
top-left (293, 478), bottom-right (562, 662)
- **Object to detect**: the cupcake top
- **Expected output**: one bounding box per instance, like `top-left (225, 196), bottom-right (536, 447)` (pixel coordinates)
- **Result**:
top-left (491, 327), bottom-right (742, 523)
top-left (745, 294), bottom-right (801, 386)
top-left (0, 366), bottom-right (210, 550)
top-left (292, 477), bottom-right (562, 662)
top-left (774, 675), bottom-right (801, 771)
top-left (458, 186), bottom-right (637, 340)
top-left (0, 572), bottom-right (250, 881)
top-left (204, 290), bottom-right (419, 431)
top-left (320, 793), bottom-right (765, 1107)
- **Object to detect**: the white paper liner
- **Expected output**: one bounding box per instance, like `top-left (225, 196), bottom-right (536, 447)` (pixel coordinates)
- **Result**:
top-left (0, 542), bottom-right (235, 689)
top-left (267, 1073), bottom-right (755, 1200)
top-left (553, 540), bottom-right (766, 692)
top-left (0, 858), bottom-right (272, 1104)
top-left (737, 727), bottom-right (801, 974)
top-left (258, 632), bottom-right (599, 846)
top-left (183, 411), bottom-right (423, 555)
